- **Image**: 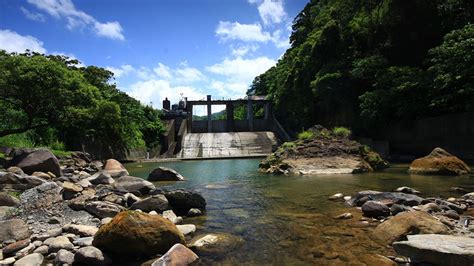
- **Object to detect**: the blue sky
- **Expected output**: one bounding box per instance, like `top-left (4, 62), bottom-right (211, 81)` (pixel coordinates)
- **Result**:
top-left (0, 0), bottom-right (307, 110)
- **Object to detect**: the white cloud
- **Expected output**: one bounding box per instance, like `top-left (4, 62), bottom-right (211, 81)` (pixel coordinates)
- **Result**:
top-left (153, 63), bottom-right (172, 79)
top-left (231, 44), bottom-right (259, 57)
top-left (206, 56), bottom-right (276, 97)
top-left (207, 56), bottom-right (275, 83)
top-left (20, 6), bottom-right (46, 22)
top-left (127, 79), bottom-right (206, 110)
top-left (216, 21), bottom-right (272, 42)
top-left (94, 21), bottom-right (124, 41)
top-left (106, 64), bottom-right (134, 78)
top-left (257, 0), bottom-right (287, 25)
top-left (175, 66), bottom-right (206, 83)
top-left (26, 0), bottom-right (125, 41)
top-left (0, 29), bottom-right (46, 53)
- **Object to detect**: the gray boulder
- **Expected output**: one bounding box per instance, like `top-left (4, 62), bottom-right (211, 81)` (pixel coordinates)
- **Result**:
top-left (55, 249), bottom-right (75, 265)
top-left (85, 201), bottom-right (125, 218)
top-left (130, 194), bottom-right (169, 213)
top-left (88, 171), bottom-right (115, 185)
top-left (20, 182), bottom-right (62, 210)
top-left (74, 246), bottom-right (112, 266)
top-left (349, 190), bottom-right (423, 207)
top-left (148, 167), bottom-right (185, 181)
top-left (115, 176), bottom-right (155, 195)
top-left (393, 234), bottom-right (474, 266)
top-left (361, 201), bottom-right (390, 218)
top-left (13, 149), bottom-right (61, 177)
top-left (0, 172), bottom-right (47, 190)
top-left (0, 219), bottom-right (30, 242)
top-left (13, 253), bottom-right (43, 266)
top-left (44, 236), bottom-right (74, 252)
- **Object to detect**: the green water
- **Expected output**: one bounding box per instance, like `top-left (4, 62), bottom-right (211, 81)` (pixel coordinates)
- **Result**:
top-left (126, 159), bottom-right (474, 265)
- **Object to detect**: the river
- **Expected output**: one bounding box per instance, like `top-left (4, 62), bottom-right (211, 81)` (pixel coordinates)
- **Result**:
top-left (126, 159), bottom-right (474, 265)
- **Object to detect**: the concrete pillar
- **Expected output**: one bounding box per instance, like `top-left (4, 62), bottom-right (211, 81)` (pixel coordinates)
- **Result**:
top-left (226, 102), bottom-right (234, 132)
top-left (186, 103), bottom-right (193, 133)
top-left (207, 95), bottom-right (212, 133)
top-left (247, 99), bottom-right (253, 131)
top-left (264, 102), bottom-right (272, 120)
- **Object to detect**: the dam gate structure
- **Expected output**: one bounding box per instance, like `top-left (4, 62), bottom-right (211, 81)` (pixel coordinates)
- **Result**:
top-left (160, 95), bottom-right (290, 159)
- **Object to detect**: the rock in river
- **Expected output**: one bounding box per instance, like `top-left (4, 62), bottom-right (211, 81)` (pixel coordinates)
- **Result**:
top-left (393, 234), bottom-right (474, 266)
top-left (361, 201), bottom-right (390, 218)
top-left (408, 147), bottom-right (471, 175)
top-left (148, 167), bottom-right (185, 181)
top-left (130, 194), bottom-right (169, 213)
top-left (189, 233), bottom-right (244, 255)
top-left (372, 211), bottom-right (449, 245)
top-left (104, 159), bottom-right (129, 178)
top-left (93, 210), bottom-right (185, 259)
top-left (164, 189), bottom-right (206, 213)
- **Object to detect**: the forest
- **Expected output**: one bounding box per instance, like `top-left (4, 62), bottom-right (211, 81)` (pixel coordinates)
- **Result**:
top-left (0, 51), bottom-right (165, 157)
top-left (249, 0), bottom-right (473, 136)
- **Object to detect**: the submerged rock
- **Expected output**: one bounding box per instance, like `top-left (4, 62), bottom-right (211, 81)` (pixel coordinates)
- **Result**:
top-left (148, 167), bottom-right (185, 181)
top-left (189, 233), bottom-right (244, 255)
top-left (408, 147), bottom-right (471, 175)
top-left (372, 211), bottom-right (449, 245)
top-left (93, 210), bottom-right (185, 259)
top-left (349, 190), bottom-right (423, 207)
top-left (361, 201), bottom-right (390, 218)
top-left (393, 234), bottom-right (474, 266)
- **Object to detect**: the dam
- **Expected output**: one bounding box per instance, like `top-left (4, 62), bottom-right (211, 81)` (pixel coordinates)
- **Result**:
top-left (159, 95), bottom-right (289, 159)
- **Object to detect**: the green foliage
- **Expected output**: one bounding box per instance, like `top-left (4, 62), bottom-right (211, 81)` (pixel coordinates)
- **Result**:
top-left (0, 51), bottom-right (165, 157)
top-left (332, 127), bottom-right (352, 138)
top-left (297, 130), bottom-right (314, 140)
top-left (249, 0), bottom-right (473, 134)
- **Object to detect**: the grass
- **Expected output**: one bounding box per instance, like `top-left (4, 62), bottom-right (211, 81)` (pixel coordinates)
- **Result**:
top-left (297, 130), bottom-right (315, 140)
top-left (8, 191), bottom-right (21, 199)
top-left (332, 127), bottom-right (352, 138)
top-left (0, 132), bottom-right (72, 158)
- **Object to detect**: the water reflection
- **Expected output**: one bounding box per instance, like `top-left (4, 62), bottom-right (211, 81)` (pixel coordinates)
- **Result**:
top-left (126, 159), bottom-right (474, 265)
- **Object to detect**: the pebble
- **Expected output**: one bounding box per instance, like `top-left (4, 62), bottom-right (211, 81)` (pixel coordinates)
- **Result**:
top-left (343, 196), bottom-right (351, 201)
top-left (328, 193), bottom-right (344, 200)
top-left (187, 208), bottom-right (202, 217)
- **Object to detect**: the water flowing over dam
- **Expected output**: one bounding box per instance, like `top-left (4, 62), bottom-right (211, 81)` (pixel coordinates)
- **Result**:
top-left (179, 132), bottom-right (277, 159)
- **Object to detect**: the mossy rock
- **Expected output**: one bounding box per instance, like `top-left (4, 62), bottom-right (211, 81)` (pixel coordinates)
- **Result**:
top-left (360, 146), bottom-right (389, 170)
top-left (92, 210), bottom-right (185, 259)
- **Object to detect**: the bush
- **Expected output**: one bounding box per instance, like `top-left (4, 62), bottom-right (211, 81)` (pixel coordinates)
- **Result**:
top-left (0, 132), bottom-right (35, 148)
top-left (332, 127), bottom-right (352, 138)
top-left (297, 130), bottom-right (315, 140)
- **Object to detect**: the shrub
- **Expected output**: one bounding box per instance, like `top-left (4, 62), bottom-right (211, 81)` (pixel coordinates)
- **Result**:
top-left (332, 127), bottom-right (352, 138)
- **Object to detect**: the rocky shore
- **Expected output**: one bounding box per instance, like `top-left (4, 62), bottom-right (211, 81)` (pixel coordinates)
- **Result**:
top-left (0, 148), bottom-right (221, 265)
top-left (259, 125), bottom-right (388, 175)
top-left (329, 185), bottom-right (474, 266)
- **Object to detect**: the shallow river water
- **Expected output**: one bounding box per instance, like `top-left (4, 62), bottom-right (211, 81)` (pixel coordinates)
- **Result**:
top-left (126, 159), bottom-right (474, 265)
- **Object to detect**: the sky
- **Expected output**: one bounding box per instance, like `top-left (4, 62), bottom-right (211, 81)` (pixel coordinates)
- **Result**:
top-left (0, 0), bottom-right (308, 111)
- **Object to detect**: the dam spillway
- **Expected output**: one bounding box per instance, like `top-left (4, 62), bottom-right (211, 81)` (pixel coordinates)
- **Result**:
top-left (179, 132), bottom-right (278, 159)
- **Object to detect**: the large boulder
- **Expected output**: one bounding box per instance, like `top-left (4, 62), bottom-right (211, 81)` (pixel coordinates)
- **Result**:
top-left (408, 147), bottom-right (471, 175)
top-left (92, 210), bottom-right (185, 259)
top-left (151, 243), bottom-right (198, 266)
top-left (361, 201), bottom-right (390, 218)
top-left (393, 234), bottom-right (474, 266)
top-left (372, 211), bottom-right (449, 245)
top-left (104, 159), bottom-right (129, 178)
top-left (164, 189), bottom-right (206, 213)
top-left (0, 219), bottom-right (30, 242)
top-left (13, 149), bottom-right (61, 177)
top-left (115, 176), bottom-right (155, 195)
top-left (148, 167), bottom-right (185, 181)
top-left (130, 194), bottom-right (169, 213)
top-left (0, 172), bottom-right (47, 190)
top-left (20, 182), bottom-right (62, 210)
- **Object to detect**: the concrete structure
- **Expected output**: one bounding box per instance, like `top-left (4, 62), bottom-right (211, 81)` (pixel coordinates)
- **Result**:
top-left (160, 95), bottom-right (290, 159)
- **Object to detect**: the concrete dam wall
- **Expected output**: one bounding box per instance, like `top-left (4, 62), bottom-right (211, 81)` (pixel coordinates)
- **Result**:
top-left (179, 132), bottom-right (278, 159)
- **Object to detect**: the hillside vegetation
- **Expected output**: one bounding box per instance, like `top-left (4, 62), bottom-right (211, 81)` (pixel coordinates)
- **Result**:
top-left (249, 0), bottom-right (473, 135)
top-left (0, 51), bottom-right (165, 158)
